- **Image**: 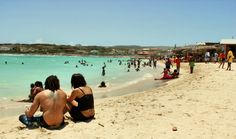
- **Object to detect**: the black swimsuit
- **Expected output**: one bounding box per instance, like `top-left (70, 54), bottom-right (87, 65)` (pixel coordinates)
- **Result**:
top-left (69, 88), bottom-right (94, 121)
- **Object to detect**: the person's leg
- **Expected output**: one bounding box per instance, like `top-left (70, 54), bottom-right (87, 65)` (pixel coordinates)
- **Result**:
top-left (32, 116), bottom-right (50, 128)
top-left (177, 66), bottom-right (180, 73)
top-left (219, 62), bottom-right (222, 68)
top-left (221, 58), bottom-right (225, 68)
top-left (19, 114), bottom-right (39, 128)
top-left (226, 62), bottom-right (230, 70)
top-left (64, 100), bottom-right (77, 114)
top-left (19, 114), bottom-right (33, 126)
top-left (190, 67), bottom-right (193, 74)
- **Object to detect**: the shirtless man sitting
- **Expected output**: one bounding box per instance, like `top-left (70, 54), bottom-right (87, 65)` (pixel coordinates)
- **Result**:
top-left (19, 75), bottom-right (67, 129)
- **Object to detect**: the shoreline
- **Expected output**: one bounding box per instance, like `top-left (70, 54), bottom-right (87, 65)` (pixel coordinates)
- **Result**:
top-left (0, 54), bottom-right (162, 100)
top-left (0, 61), bottom-right (166, 118)
top-left (1, 62), bottom-right (236, 138)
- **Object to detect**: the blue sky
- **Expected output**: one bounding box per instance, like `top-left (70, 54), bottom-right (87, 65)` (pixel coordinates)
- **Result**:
top-left (0, 0), bottom-right (235, 46)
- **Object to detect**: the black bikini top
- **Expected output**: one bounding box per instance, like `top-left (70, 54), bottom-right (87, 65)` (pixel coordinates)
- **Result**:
top-left (74, 87), bottom-right (94, 111)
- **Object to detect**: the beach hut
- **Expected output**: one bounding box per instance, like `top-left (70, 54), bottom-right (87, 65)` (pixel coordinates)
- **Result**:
top-left (172, 42), bottom-right (221, 62)
top-left (220, 39), bottom-right (236, 60)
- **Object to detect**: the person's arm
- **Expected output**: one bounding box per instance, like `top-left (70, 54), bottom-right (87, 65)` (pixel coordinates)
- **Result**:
top-left (25, 94), bottom-right (40, 117)
top-left (67, 90), bottom-right (78, 102)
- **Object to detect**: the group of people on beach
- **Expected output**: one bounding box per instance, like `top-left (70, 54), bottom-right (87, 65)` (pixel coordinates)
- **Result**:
top-left (18, 49), bottom-right (234, 129)
top-left (154, 56), bottom-right (181, 80)
top-left (19, 73), bottom-right (95, 129)
top-left (154, 53), bottom-right (198, 80)
top-left (206, 48), bottom-right (235, 70)
top-left (219, 48), bottom-right (234, 70)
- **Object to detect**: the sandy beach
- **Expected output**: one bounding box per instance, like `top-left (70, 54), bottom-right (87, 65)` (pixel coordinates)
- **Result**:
top-left (0, 62), bottom-right (236, 139)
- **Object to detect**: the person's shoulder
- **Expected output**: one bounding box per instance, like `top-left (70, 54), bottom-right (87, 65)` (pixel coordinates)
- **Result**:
top-left (36, 90), bottom-right (45, 95)
top-left (88, 86), bottom-right (93, 92)
top-left (82, 86), bottom-right (93, 92)
top-left (35, 87), bottom-right (43, 92)
top-left (69, 88), bottom-right (81, 96)
top-left (56, 89), bottom-right (67, 95)
top-left (34, 90), bottom-right (46, 100)
top-left (72, 88), bottom-right (81, 92)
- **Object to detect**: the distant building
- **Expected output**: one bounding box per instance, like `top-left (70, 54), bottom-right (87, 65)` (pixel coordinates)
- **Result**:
top-left (90, 50), bottom-right (99, 55)
top-left (137, 51), bottom-right (153, 55)
top-left (220, 39), bottom-right (236, 58)
top-left (137, 48), bottom-right (155, 56)
top-left (135, 47), bottom-right (169, 58)
top-left (196, 42), bottom-right (219, 46)
top-left (0, 46), bottom-right (11, 51)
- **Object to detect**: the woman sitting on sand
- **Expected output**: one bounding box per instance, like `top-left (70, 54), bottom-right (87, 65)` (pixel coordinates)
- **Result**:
top-left (66, 73), bottom-right (95, 121)
top-left (155, 68), bottom-right (173, 80)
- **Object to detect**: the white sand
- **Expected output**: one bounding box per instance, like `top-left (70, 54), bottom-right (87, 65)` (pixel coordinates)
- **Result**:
top-left (0, 62), bottom-right (236, 139)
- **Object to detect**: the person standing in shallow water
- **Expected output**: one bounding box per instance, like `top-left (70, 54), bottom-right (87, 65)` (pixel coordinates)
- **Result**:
top-left (19, 75), bottom-right (67, 129)
top-left (66, 73), bottom-right (95, 122)
top-left (102, 63), bottom-right (106, 76)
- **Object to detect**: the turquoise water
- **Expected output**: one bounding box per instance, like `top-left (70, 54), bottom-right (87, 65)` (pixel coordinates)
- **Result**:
top-left (0, 54), bottom-right (163, 100)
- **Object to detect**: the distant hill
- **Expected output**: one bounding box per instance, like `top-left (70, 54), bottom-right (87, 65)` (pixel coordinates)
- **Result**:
top-left (0, 43), bottom-right (174, 56)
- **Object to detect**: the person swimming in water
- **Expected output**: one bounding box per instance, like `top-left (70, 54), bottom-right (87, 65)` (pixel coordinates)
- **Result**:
top-left (98, 81), bottom-right (106, 88)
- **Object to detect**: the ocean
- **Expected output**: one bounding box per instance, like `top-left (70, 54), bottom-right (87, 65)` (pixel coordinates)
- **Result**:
top-left (0, 54), bottom-right (164, 101)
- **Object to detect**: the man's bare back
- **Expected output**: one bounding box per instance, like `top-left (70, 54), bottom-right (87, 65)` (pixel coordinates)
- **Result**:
top-left (20, 75), bottom-right (67, 128)
top-left (34, 89), bottom-right (67, 126)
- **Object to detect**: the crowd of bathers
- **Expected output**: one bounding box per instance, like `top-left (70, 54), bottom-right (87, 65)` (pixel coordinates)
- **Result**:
top-left (18, 57), bottom-right (172, 129)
